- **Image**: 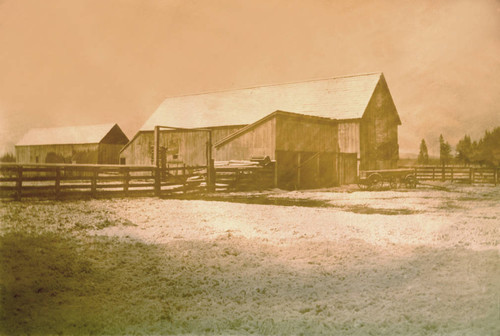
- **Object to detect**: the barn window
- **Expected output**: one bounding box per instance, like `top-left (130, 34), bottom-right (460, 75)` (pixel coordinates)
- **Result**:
top-left (120, 158), bottom-right (126, 165)
top-left (35, 156), bottom-right (39, 163)
top-left (173, 154), bottom-right (179, 160)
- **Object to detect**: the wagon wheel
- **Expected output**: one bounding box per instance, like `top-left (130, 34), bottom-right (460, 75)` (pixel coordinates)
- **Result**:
top-left (404, 174), bottom-right (417, 189)
top-left (367, 173), bottom-right (383, 190)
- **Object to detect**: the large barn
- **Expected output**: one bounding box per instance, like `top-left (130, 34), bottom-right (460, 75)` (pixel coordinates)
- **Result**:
top-left (121, 72), bottom-right (401, 187)
top-left (16, 123), bottom-right (129, 164)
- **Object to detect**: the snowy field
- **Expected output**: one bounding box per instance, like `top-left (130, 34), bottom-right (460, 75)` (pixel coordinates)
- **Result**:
top-left (1, 183), bottom-right (499, 335)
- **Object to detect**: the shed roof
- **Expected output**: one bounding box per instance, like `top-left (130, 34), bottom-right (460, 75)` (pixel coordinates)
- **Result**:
top-left (141, 72), bottom-right (386, 130)
top-left (16, 123), bottom-right (125, 146)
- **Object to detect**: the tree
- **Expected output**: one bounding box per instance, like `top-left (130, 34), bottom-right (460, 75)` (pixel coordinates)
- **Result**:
top-left (473, 127), bottom-right (500, 167)
top-left (439, 134), bottom-right (452, 166)
top-left (456, 135), bottom-right (473, 165)
top-left (417, 139), bottom-right (429, 165)
top-left (0, 152), bottom-right (15, 162)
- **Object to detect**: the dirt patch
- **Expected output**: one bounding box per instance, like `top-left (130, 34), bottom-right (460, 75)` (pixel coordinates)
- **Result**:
top-left (342, 205), bottom-right (420, 215)
top-left (181, 195), bottom-right (420, 216)
top-left (165, 194), bottom-right (333, 208)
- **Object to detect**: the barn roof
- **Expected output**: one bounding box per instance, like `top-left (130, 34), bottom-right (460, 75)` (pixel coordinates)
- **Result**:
top-left (140, 72), bottom-right (387, 130)
top-left (16, 123), bottom-right (126, 146)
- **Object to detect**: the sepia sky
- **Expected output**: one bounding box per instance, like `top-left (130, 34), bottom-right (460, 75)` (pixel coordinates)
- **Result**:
top-left (0, 0), bottom-right (499, 156)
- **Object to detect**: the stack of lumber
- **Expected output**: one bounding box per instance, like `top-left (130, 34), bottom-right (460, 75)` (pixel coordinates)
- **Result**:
top-left (214, 157), bottom-right (275, 191)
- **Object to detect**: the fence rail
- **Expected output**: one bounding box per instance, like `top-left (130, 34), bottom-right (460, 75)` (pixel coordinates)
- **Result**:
top-left (406, 166), bottom-right (499, 185)
top-left (0, 163), bottom-right (210, 200)
top-left (0, 162), bottom-right (275, 200)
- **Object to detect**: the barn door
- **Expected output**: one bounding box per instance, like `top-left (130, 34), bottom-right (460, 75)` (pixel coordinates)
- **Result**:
top-left (338, 153), bottom-right (357, 185)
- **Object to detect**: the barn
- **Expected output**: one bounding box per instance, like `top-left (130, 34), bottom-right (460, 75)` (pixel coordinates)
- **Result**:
top-left (122, 72), bottom-right (401, 187)
top-left (16, 123), bottom-right (129, 164)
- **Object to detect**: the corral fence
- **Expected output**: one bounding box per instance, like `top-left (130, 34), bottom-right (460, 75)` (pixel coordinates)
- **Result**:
top-left (0, 161), bottom-right (275, 200)
top-left (406, 166), bottom-right (499, 185)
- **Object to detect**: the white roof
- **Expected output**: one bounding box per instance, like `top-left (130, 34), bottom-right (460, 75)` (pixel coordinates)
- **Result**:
top-left (16, 123), bottom-right (117, 146)
top-left (141, 72), bottom-right (383, 130)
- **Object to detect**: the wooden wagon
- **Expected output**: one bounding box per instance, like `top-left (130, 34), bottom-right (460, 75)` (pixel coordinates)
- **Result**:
top-left (358, 169), bottom-right (417, 190)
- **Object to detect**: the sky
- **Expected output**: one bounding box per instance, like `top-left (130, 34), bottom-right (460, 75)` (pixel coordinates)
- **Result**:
top-left (0, 0), bottom-right (499, 157)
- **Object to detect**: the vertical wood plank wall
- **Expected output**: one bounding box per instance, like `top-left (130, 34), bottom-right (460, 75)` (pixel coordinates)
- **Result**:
top-left (214, 118), bottom-right (276, 161)
top-left (121, 126), bottom-right (245, 166)
top-left (16, 144), bottom-right (100, 164)
top-left (98, 144), bottom-right (124, 164)
top-left (275, 114), bottom-right (337, 152)
top-left (360, 77), bottom-right (399, 170)
top-left (275, 114), bottom-right (338, 189)
top-left (337, 121), bottom-right (360, 155)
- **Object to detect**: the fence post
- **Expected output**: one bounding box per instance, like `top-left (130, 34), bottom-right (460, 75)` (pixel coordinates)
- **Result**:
top-left (297, 153), bottom-right (301, 189)
top-left (183, 164), bottom-right (187, 194)
top-left (451, 167), bottom-right (454, 183)
top-left (55, 167), bottom-right (61, 199)
top-left (495, 168), bottom-right (498, 186)
top-left (16, 165), bottom-right (23, 201)
top-left (274, 159), bottom-right (279, 188)
top-left (469, 167), bottom-right (472, 184)
top-left (441, 165), bottom-right (445, 182)
top-left (91, 166), bottom-right (98, 198)
top-left (154, 167), bottom-right (161, 196)
top-left (153, 126), bottom-right (160, 168)
top-left (432, 167), bottom-right (435, 181)
top-left (205, 130), bottom-right (215, 193)
top-left (123, 167), bottom-right (129, 195)
top-left (471, 168), bottom-right (475, 184)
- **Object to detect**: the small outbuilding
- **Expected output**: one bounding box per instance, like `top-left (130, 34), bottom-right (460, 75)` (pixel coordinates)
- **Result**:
top-left (16, 123), bottom-right (129, 164)
top-left (215, 111), bottom-right (339, 189)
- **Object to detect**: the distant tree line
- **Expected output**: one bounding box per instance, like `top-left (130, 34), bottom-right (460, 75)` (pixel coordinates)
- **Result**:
top-left (0, 152), bottom-right (15, 162)
top-left (418, 126), bottom-right (500, 167)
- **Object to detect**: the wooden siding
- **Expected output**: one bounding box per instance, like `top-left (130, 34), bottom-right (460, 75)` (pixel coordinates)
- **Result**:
top-left (16, 144), bottom-right (100, 164)
top-left (211, 126), bottom-right (247, 144)
top-left (98, 144), bottom-right (124, 164)
top-left (215, 113), bottom-right (340, 189)
top-left (276, 151), bottom-right (338, 189)
top-left (338, 121), bottom-right (360, 156)
top-left (162, 130), bottom-right (210, 166)
top-left (121, 125), bottom-right (245, 166)
top-left (120, 131), bottom-right (209, 166)
top-left (275, 114), bottom-right (338, 153)
top-left (360, 76), bottom-right (399, 170)
top-left (215, 118), bottom-right (276, 161)
top-left (120, 132), bottom-right (154, 166)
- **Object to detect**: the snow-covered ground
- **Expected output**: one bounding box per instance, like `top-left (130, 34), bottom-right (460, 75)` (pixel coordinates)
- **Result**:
top-left (1, 184), bottom-right (499, 335)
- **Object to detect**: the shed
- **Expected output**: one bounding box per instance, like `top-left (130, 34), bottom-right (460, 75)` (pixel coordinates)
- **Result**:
top-left (16, 123), bottom-right (129, 164)
top-left (215, 111), bottom-right (339, 189)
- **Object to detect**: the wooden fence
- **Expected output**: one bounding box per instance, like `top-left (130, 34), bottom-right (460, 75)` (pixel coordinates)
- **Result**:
top-left (0, 162), bottom-right (275, 200)
top-left (408, 166), bottom-right (499, 185)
